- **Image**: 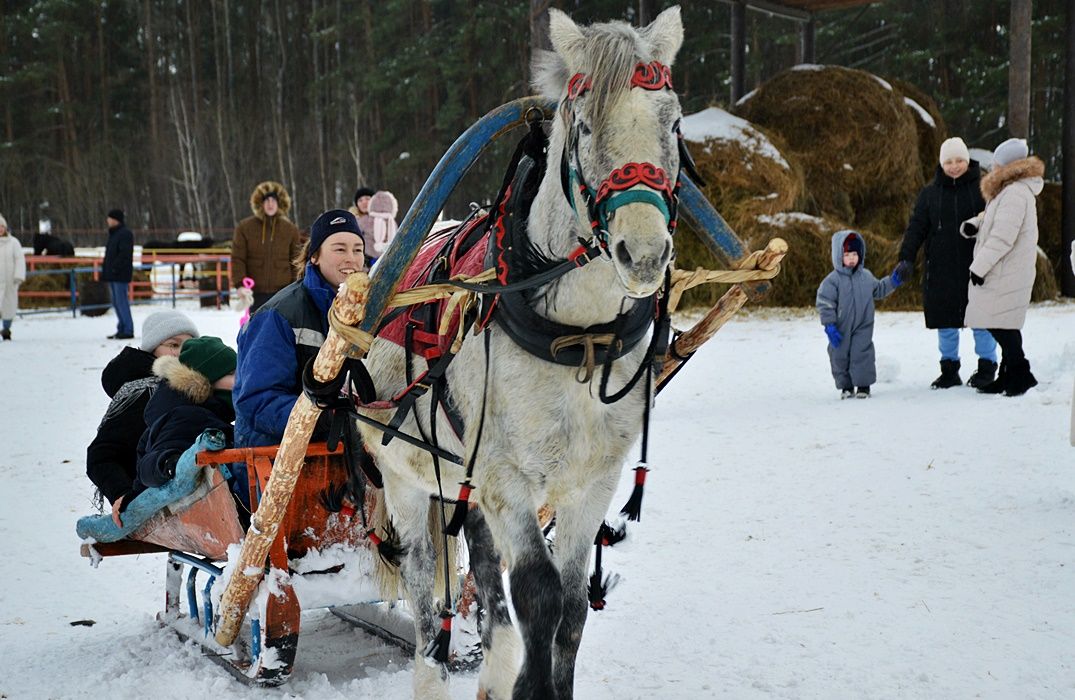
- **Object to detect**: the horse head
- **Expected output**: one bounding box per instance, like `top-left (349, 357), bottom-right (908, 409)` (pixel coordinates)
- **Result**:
top-left (536, 7), bottom-right (684, 298)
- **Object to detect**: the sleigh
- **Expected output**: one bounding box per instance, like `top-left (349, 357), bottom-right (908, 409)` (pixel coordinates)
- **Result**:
top-left (78, 95), bottom-right (787, 687)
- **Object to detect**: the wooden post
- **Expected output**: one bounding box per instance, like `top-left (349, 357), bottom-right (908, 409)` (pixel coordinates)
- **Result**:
top-left (1063, 0), bottom-right (1075, 296)
top-left (214, 272), bottom-right (370, 647)
top-left (730, 0), bottom-right (746, 104)
top-left (798, 16), bottom-right (816, 64)
top-left (1008, 0), bottom-right (1032, 138)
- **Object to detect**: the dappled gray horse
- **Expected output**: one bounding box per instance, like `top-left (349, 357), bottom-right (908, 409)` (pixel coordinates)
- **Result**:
top-left (358, 7), bottom-right (684, 699)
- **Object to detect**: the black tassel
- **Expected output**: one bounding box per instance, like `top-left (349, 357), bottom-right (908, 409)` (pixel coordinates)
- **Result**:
top-left (423, 609), bottom-right (454, 663)
top-left (619, 463), bottom-right (648, 522)
top-left (318, 482), bottom-right (348, 513)
top-left (366, 525), bottom-right (406, 567)
top-left (587, 534), bottom-right (621, 611)
top-left (442, 482), bottom-right (472, 537)
top-left (597, 519), bottom-right (627, 547)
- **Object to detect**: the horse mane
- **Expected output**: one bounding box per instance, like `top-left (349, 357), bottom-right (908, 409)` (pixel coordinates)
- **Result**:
top-left (531, 20), bottom-right (642, 125)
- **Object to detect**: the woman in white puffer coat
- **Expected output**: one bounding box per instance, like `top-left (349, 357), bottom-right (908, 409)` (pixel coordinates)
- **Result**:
top-left (0, 213), bottom-right (27, 341)
top-left (961, 138), bottom-right (1042, 397)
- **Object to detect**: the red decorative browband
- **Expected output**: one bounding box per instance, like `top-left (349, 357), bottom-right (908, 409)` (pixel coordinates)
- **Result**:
top-left (595, 162), bottom-right (672, 203)
top-left (566, 61), bottom-right (673, 101)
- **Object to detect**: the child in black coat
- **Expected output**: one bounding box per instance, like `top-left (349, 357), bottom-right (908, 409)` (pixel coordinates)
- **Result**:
top-left (120, 336), bottom-right (236, 519)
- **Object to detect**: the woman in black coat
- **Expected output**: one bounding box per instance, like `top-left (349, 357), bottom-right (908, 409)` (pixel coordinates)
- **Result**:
top-left (898, 137), bottom-right (998, 389)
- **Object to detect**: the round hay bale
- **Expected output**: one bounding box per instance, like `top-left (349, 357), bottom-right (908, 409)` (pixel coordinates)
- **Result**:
top-left (680, 107), bottom-right (804, 231)
top-left (19, 271), bottom-right (68, 310)
top-left (890, 78), bottom-right (948, 183)
top-left (1036, 181), bottom-right (1063, 276)
top-left (736, 65), bottom-right (922, 226)
top-left (1032, 248), bottom-right (1060, 302)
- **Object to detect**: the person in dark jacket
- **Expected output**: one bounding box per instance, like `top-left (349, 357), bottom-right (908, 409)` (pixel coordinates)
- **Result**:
top-left (233, 209), bottom-right (366, 501)
top-left (123, 336), bottom-right (236, 519)
top-left (103, 208), bottom-right (135, 339)
top-left (897, 137), bottom-right (997, 389)
top-left (86, 311), bottom-right (199, 526)
top-left (817, 231), bottom-right (908, 399)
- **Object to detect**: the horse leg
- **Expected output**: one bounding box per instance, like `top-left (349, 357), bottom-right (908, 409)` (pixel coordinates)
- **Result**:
top-left (549, 473), bottom-right (621, 699)
top-left (389, 482), bottom-right (451, 699)
top-left (464, 507), bottom-right (521, 699)
top-left (483, 498), bottom-right (561, 700)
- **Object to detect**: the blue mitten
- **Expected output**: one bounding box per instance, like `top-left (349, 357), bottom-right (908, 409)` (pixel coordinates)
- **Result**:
top-left (891, 260), bottom-right (912, 287)
top-left (824, 323), bottom-right (842, 348)
top-left (76, 429), bottom-right (227, 543)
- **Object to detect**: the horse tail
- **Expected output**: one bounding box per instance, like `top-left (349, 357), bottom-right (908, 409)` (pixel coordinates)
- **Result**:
top-left (429, 499), bottom-right (461, 606)
top-left (369, 487), bottom-right (404, 601)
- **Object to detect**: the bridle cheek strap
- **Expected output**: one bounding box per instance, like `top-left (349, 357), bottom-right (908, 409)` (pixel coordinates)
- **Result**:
top-left (561, 61), bottom-right (681, 246)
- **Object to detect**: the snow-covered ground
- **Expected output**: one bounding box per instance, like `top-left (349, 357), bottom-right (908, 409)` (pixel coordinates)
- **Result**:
top-left (1, 300), bottom-right (1073, 699)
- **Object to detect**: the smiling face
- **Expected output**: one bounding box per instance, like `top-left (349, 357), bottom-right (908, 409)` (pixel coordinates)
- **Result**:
top-left (311, 232), bottom-right (365, 287)
top-left (942, 158), bottom-right (969, 179)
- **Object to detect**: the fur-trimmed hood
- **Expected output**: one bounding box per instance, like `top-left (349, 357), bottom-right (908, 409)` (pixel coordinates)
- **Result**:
top-left (981, 157), bottom-right (1045, 202)
top-left (249, 181), bottom-right (293, 220)
top-left (153, 355), bottom-right (214, 404)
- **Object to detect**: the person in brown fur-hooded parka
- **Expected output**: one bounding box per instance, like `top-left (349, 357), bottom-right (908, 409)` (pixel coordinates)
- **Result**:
top-left (960, 138), bottom-right (1043, 397)
top-left (231, 181), bottom-right (303, 312)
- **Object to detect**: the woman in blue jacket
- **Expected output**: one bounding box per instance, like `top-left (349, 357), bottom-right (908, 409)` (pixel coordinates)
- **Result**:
top-left (232, 210), bottom-right (366, 499)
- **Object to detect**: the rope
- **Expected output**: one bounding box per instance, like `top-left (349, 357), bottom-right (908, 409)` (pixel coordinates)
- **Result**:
top-left (667, 252), bottom-right (782, 314)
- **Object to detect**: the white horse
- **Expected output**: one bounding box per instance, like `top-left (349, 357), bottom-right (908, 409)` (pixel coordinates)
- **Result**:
top-left (358, 7), bottom-right (684, 699)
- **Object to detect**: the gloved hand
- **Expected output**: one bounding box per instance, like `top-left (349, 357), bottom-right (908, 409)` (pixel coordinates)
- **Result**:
top-left (961, 219), bottom-right (979, 237)
top-left (890, 260), bottom-right (912, 287)
top-left (970, 272), bottom-right (985, 286)
top-left (824, 323), bottom-right (842, 348)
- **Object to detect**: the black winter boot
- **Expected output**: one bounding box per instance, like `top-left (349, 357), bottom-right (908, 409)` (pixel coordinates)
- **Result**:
top-left (1002, 359), bottom-right (1038, 397)
top-left (966, 358), bottom-right (998, 389)
top-left (977, 360), bottom-right (1009, 394)
top-left (0, 328), bottom-right (9, 341)
top-left (930, 359), bottom-right (962, 389)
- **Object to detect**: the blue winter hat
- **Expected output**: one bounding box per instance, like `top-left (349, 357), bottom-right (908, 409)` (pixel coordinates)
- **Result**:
top-left (308, 209), bottom-right (362, 260)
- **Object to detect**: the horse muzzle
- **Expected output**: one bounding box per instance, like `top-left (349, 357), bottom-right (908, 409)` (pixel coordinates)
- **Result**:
top-left (609, 221), bottom-right (673, 297)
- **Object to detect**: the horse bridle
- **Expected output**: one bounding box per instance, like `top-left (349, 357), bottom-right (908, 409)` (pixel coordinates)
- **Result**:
top-left (559, 60), bottom-right (693, 254)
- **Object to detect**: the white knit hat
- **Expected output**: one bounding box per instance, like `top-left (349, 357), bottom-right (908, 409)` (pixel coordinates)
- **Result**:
top-left (992, 138), bottom-right (1029, 167)
top-left (140, 310), bottom-right (200, 352)
top-left (938, 137), bottom-right (970, 165)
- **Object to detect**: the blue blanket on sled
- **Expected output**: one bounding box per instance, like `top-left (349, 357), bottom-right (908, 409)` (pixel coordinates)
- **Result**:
top-left (76, 430), bottom-right (227, 543)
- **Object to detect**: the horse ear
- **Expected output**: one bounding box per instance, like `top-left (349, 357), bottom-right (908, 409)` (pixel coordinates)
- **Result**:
top-left (642, 6), bottom-right (684, 66)
top-left (548, 8), bottom-right (586, 66)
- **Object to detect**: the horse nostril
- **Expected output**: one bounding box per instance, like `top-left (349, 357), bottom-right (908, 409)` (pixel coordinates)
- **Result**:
top-left (614, 240), bottom-right (632, 267)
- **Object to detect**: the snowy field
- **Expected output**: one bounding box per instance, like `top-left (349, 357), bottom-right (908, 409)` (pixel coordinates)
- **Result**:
top-left (1, 300), bottom-right (1073, 699)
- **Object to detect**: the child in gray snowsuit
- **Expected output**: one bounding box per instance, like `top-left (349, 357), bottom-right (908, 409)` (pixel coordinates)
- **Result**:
top-left (816, 231), bottom-right (909, 398)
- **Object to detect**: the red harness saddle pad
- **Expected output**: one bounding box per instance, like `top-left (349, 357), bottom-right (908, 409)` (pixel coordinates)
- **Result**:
top-left (377, 218), bottom-right (491, 359)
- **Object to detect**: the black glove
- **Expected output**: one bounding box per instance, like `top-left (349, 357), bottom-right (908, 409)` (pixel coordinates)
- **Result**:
top-left (970, 272), bottom-right (985, 286)
top-left (160, 452), bottom-right (179, 480)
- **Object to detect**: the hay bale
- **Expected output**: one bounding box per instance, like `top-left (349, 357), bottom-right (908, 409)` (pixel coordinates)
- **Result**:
top-left (1036, 181), bottom-right (1063, 274)
top-left (680, 107), bottom-right (804, 231)
top-left (890, 78), bottom-right (948, 183)
top-left (736, 65), bottom-right (922, 228)
top-left (1032, 248), bottom-right (1060, 302)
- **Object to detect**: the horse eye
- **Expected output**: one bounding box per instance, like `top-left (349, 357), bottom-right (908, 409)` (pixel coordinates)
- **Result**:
top-left (578, 121), bottom-right (592, 137)
top-left (671, 118), bottom-right (681, 134)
